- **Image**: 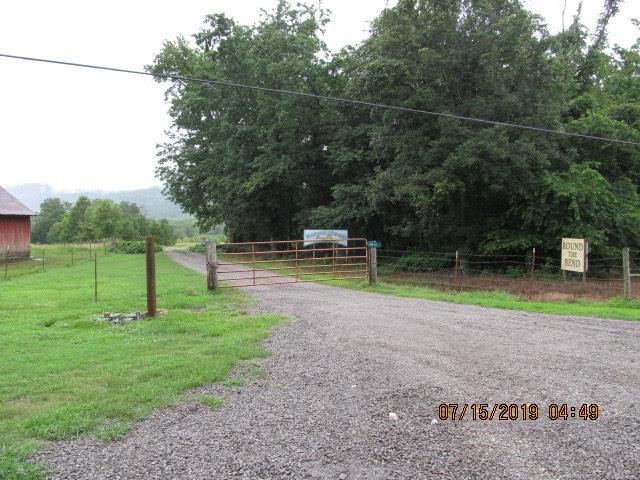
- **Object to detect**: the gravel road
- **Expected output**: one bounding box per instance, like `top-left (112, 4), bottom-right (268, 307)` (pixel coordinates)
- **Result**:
top-left (34, 250), bottom-right (640, 479)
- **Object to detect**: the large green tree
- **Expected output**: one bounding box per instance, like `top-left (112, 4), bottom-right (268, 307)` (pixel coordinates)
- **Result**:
top-left (32, 198), bottom-right (70, 243)
top-left (312, 0), bottom-right (640, 254)
top-left (150, 2), bottom-right (337, 241)
top-left (150, 0), bottom-right (640, 254)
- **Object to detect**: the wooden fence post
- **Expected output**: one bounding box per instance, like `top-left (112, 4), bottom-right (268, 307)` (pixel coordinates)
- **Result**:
top-left (623, 247), bottom-right (631, 301)
top-left (206, 242), bottom-right (218, 291)
top-left (146, 237), bottom-right (157, 317)
top-left (368, 246), bottom-right (378, 286)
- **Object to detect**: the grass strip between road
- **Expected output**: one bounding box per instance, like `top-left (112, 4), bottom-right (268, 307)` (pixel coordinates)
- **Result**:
top-left (214, 254), bottom-right (639, 321)
top-left (335, 280), bottom-right (640, 321)
top-left (0, 251), bottom-right (283, 480)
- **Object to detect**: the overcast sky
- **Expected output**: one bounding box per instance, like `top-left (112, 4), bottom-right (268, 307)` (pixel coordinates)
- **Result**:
top-left (1, 0), bottom-right (638, 192)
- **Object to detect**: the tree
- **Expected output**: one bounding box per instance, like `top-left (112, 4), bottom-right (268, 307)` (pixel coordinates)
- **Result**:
top-left (149, 0), bottom-right (640, 255)
top-left (32, 198), bottom-right (69, 243)
top-left (150, 2), bottom-right (336, 241)
top-left (150, 219), bottom-right (177, 245)
top-left (85, 200), bottom-right (123, 240)
top-left (312, 0), bottom-right (567, 251)
top-left (52, 196), bottom-right (92, 242)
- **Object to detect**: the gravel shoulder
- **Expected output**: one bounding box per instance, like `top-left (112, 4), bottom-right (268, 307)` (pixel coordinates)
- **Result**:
top-left (34, 250), bottom-right (640, 479)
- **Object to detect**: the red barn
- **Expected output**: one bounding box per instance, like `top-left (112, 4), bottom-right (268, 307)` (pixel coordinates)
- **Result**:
top-left (0, 185), bottom-right (35, 258)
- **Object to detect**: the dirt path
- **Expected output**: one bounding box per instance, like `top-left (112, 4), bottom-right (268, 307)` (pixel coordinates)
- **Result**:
top-left (36, 250), bottom-right (640, 479)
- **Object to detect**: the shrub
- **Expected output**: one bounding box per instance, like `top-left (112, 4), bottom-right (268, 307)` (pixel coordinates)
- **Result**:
top-left (111, 240), bottom-right (161, 254)
top-left (188, 242), bottom-right (207, 254)
top-left (390, 253), bottom-right (454, 272)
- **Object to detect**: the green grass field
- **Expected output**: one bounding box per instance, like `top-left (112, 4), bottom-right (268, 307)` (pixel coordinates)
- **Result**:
top-left (338, 280), bottom-right (640, 321)
top-left (0, 250), bottom-right (282, 479)
top-left (1, 243), bottom-right (109, 282)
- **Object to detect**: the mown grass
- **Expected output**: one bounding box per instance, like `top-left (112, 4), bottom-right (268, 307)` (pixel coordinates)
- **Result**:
top-left (335, 280), bottom-right (640, 321)
top-left (1, 243), bottom-right (106, 282)
top-left (0, 251), bottom-right (282, 479)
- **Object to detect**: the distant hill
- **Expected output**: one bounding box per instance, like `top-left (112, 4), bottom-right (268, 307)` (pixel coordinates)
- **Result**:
top-left (6, 184), bottom-right (189, 220)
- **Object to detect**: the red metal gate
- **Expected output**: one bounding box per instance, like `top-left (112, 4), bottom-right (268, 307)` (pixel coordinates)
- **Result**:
top-left (215, 238), bottom-right (368, 288)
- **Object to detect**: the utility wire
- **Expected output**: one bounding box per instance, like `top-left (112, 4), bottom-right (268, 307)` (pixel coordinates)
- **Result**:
top-left (1, 52), bottom-right (639, 147)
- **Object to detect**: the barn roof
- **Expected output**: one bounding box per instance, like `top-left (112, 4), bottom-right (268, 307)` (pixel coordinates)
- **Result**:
top-left (0, 185), bottom-right (36, 216)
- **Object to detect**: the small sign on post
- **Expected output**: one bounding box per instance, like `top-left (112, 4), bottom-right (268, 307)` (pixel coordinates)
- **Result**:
top-left (561, 238), bottom-right (588, 273)
top-left (367, 241), bottom-right (383, 249)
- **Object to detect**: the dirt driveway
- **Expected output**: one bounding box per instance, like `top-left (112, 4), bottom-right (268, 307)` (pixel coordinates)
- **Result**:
top-left (36, 250), bottom-right (640, 479)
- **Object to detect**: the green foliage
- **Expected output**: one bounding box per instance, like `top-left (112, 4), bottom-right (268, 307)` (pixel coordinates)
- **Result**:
top-left (150, 1), bottom-right (335, 241)
top-left (353, 281), bottom-right (640, 321)
top-left (150, 0), bottom-right (640, 256)
top-left (390, 253), bottom-right (453, 272)
top-left (188, 242), bottom-right (208, 254)
top-left (194, 395), bottom-right (224, 409)
top-left (111, 240), bottom-right (161, 254)
top-left (32, 198), bottom-right (70, 244)
top-left (34, 196), bottom-right (178, 246)
top-left (94, 423), bottom-right (131, 442)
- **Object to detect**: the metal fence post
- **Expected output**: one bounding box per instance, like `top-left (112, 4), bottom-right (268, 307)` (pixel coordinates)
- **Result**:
top-left (252, 243), bottom-right (256, 286)
top-left (623, 247), bottom-right (631, 300)
top-left (454, 250), bottom-right (460, 291)
top-left (582, 239), bottom-right (589, 284)
top-left (528, 247), bottom-right (536, 300)
top-left (94, 254), bottom-right (98, 303)
top-left (368, 246), bottom-right (378, 286)
top-left (146, 237), bottom-right (157, 317)
top-left (207, 242), bottom-right (218, 291)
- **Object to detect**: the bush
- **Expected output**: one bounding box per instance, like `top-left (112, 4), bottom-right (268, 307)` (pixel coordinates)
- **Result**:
top-left (188, 235), bottom-right (227, 254)
top-left (391, 253), bottom-right (454, 272)
top-left (111, 240), bottom-right (162, 254)
top-left (188, 242), bottom-right (207, 254)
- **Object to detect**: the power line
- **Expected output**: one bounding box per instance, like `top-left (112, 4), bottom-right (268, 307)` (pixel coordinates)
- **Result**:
top-left (1, 52), bottom-right (639, 147)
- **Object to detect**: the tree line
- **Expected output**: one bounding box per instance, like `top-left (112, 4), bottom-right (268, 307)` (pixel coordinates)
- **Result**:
top-left (149, 0), bottom-right (640, 256)
top-left (32, 197), bottom-right (177, 245)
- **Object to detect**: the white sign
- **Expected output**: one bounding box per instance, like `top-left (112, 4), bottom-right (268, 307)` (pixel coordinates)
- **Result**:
top-left (303, 229), bottom-right (348, 248)
top-left (561, 238), bottom-right (587, 272)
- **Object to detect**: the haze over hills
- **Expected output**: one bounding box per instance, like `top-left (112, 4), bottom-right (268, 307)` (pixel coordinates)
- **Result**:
top-left (6, 184), bottom-right (189, 220)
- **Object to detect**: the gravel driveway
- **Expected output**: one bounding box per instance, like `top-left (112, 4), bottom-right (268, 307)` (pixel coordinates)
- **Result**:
top-left (35, 250), bottom-right (640, 479)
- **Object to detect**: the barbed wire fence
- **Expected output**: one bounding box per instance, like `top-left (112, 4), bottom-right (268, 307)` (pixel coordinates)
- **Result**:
top-left (377, 248), bottom-right (640, 301)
